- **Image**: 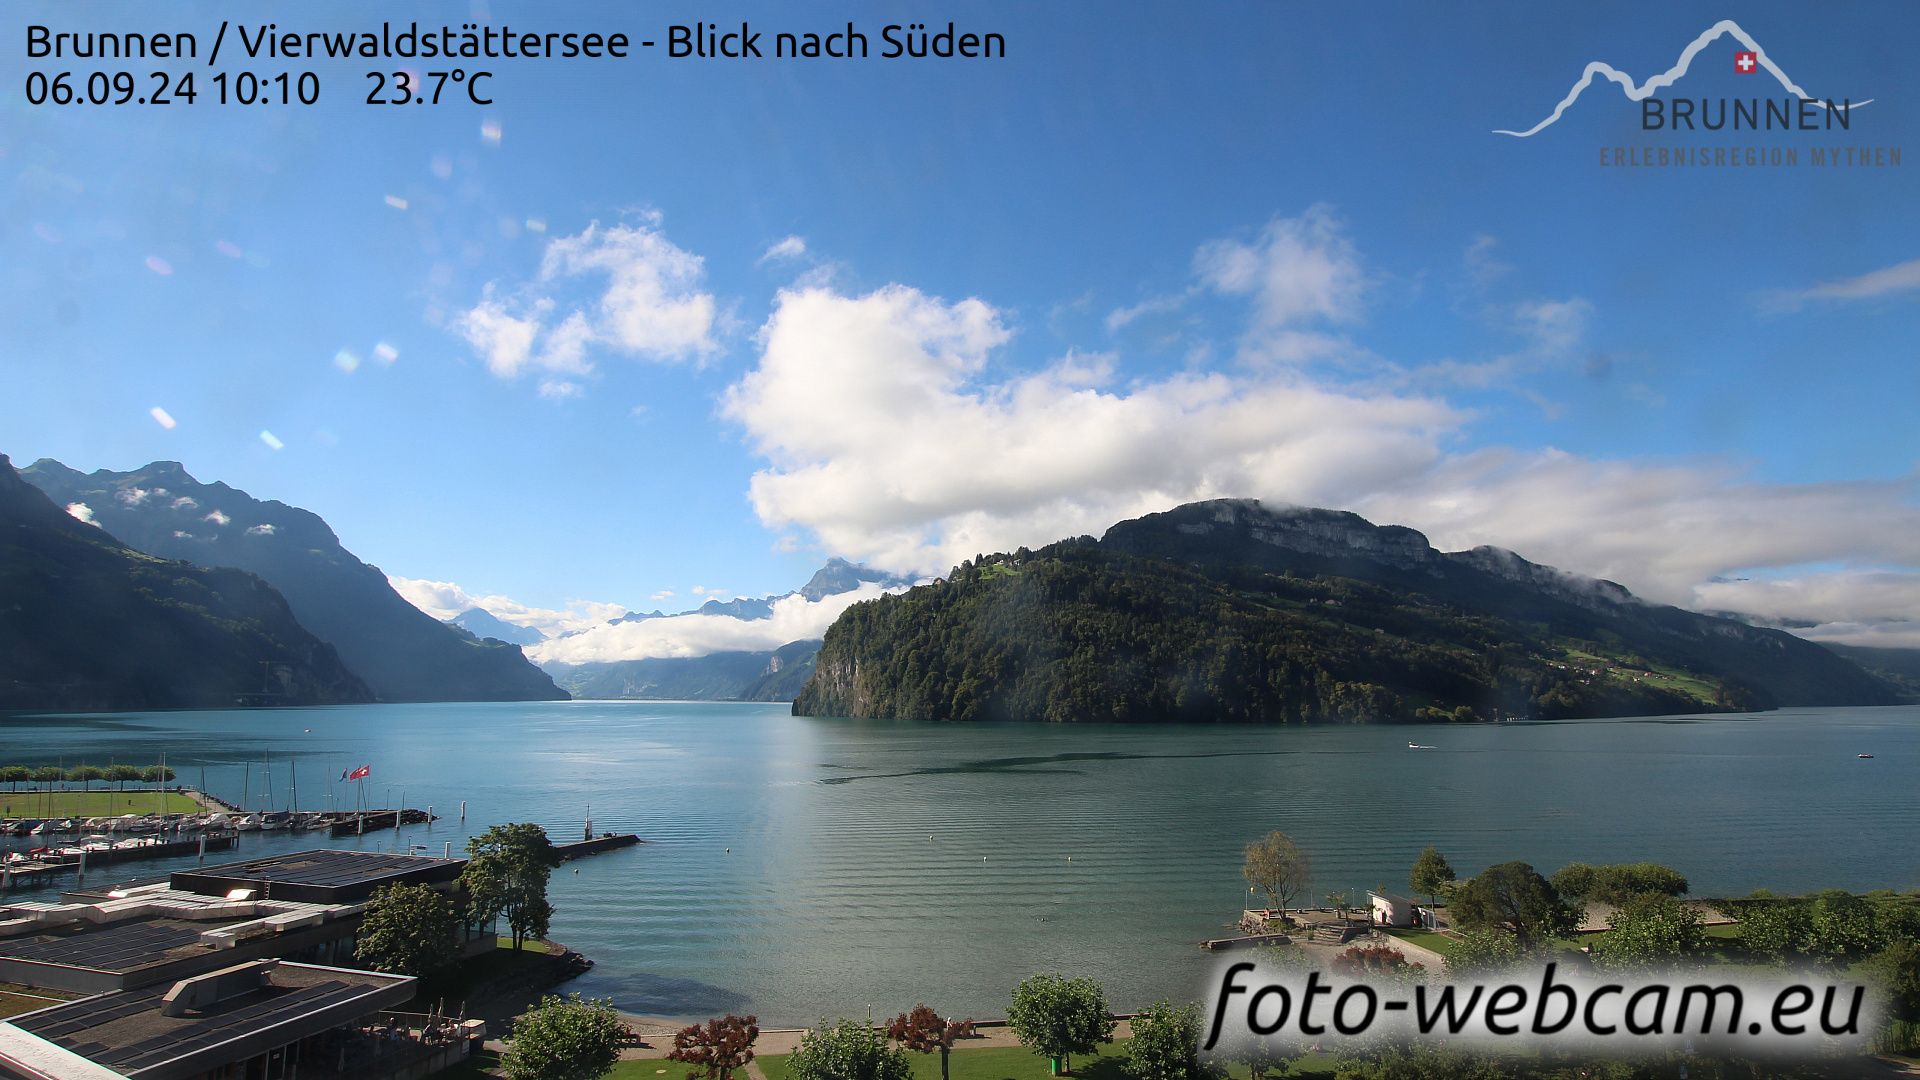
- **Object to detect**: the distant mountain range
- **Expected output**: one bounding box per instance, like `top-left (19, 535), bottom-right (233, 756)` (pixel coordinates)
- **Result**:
top-left (449, 607), bottom-right (545, 646)
top-left (530, 559), bottom-right (911, 701)
top-left (0, 455), bottom-right (371, 711)
top-left (550, 641), bottom-right (821, 701)
top-left (794, 499), bottom-right (1902, 723)
top-left (23, 458), bottom-right (564, 704)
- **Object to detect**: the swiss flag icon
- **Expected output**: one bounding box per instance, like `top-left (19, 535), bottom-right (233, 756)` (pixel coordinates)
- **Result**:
top-left (1734, 50), bottom-right (1759, 74)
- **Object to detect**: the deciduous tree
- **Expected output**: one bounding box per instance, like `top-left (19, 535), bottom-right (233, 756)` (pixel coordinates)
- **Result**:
top-left (788, 1018), bottom-right (912, 1080)
top-left (669, 1014), bottom-right (760, 1080)
top-left (354, 882), bottom-right (459, 977)
top-left (1408, 846), bottom-right (1455, 907)
top-left (1591, 893), bottom-right (1704, 972)
top-left (462, 822), bottom-right (563, 949)
top-left (1450, 862), bottom-right (1579, 952)
top-left (501, 994), bottom-right (627, 1080)
top-left (1123, 1001), bottom-right (1218, 1080)
top-left (1242, 831), bottom-right (1311, 921)
top-left (1007, 974), bottom-right (1115, 1075)
top-left (885, 1004), bottom-right (973, 1080)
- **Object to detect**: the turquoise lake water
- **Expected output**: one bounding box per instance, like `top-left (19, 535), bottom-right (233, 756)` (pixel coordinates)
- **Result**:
top-left (0, 701), bottom-right (1914, 1024)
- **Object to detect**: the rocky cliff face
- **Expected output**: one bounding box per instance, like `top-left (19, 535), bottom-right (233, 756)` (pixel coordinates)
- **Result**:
top-left (0, 454), bottom-right (372, 710)
top-left (24, 458), bottom-right (565, 703)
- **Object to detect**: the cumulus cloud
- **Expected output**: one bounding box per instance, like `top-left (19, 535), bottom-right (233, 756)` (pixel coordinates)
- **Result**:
top-left (116, 487), bottom-right (152, 506)
top-left (455, 218), bottom-right (718, 390)
top-left (388, 575), bottom-right (627, 639)
top-left (65, 503), bottom-right (97, 526)
top-left (203, 510), bottom-right (230, 526)
top-left (1765, 256), bottom-right (1920, 312)
top-left (246, 523), bottom-right (276, 536)
top-left (528, 584), bottom-right (900, 664)
top-left (760, 235), bottom-right (807, 263)
top-left (171, 496), bottom-right (198, 511)
top-left (724, 283), bottom-right (1458, 574)
top-left (720, 270), bottom-right (1918, 633)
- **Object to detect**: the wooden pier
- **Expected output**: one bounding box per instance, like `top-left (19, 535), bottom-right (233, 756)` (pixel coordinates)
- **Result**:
top-left (1, 831), bottom-right (238, 890)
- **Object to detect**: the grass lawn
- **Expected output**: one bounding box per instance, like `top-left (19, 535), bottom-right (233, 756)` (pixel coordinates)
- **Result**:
top-left (0, 791), bottom-right (200, 818)
top-left (1381, 927), bottom-right (1456, 956)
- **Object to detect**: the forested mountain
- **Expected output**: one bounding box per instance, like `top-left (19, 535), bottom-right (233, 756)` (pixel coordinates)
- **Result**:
top-left (24, 459), bottom-right (564, 703)
top-left (0, 455), bottom-right (371, 711)
top-left (794, 500), bottom-right (1899, 724)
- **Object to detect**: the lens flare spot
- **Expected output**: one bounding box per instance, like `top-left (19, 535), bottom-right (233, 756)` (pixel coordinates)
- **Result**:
top-left (144, 255), bottom-right (174, 276)
top-left (333, 349), bottom-right (362, 374)
top-left (525, 217), bottom-right (547, 234)
top-left (431, 155), bottom-right (453, 180)
top-left (149, 406), bottom-right (178, 430)
top-left (374, 342), bottom-right (400, 364)
top-left (480, 119), bottom-right (503, 144)
top-left (214, 239), bottom-right (244, 259)
top-left (258, 430), bottom-right (285, 451)
top-left (384, 194), bottom-right (410, 210)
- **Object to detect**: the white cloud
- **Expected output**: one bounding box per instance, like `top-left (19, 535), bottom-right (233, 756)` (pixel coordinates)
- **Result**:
top-left (538, 379), bottom-right (583, 400)
top-left (246, 523), bottom-right (276, 536)
top-left (724, 283), bottom-right (1458, 575)
top-left (65, 503), bottom-right (97, 526)
top-left (171, 496), bottom-right (198, 510)
top-left (721, 274), bottom-right (1920, 624)
top-left (1765, 257), bottom-right (1920, 311)
top-left (116, 487), bottom-right (151, 506)
top-left (649, 590), bottom-right (676, 602)
top-left (1104, 290), bottom-right (1193, 333)
top-left (455, 219), bottom-right (718, 391)
top-left (388, 575), bottom-right (627, 639)
top-left (203, 510), bottom-right (230, 526)
top-left (760, 235), bottom-right (808, 263)
top-left (1195, 205), bottom-right (1367, 337)
top-left (1690, 570), bottom-right (1920, 650)
top-left (528, 584), bottom-right (901, 664)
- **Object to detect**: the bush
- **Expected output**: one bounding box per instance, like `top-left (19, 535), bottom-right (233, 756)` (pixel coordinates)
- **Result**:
top-left (1591, 894), bottom-right (1705, 972)
top-left (1007, 974), bottom-right (1116, 1074)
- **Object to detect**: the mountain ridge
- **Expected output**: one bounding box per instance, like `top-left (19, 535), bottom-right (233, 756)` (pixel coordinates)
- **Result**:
top-left (24, 458), bottom-right (565, 704)
top-left (794, 499), bottom-right (1898, 723)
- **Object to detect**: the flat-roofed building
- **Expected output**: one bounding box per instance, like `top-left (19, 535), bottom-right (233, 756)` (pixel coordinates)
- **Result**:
top-left (0, 958), bottom-right (429, 1079)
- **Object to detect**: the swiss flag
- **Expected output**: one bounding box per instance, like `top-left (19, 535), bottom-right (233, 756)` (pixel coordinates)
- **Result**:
top-left (1734, 50), bottom-right (1758, 74)
top-left (344, 764), bottom-right (371, 781)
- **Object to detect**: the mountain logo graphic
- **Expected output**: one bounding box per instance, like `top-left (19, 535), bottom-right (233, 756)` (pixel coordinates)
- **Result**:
top-left (1495, 20), bottom-right (1870, 137)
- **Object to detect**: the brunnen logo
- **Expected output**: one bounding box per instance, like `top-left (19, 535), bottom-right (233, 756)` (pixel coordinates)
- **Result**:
top-left (1494, 19), bottom-right (1900, 169)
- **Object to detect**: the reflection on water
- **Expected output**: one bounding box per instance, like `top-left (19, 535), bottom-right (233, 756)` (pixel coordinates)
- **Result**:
top-left (0, 701), bottom-right (1914, 1024)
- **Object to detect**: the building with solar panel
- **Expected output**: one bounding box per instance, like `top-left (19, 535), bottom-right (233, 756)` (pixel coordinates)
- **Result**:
top-left (0, 850), bottom-right (490, 1079)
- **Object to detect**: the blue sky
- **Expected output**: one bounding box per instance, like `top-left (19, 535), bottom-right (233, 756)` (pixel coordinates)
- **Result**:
top-left (5, 1), bottom-right (1918, 650)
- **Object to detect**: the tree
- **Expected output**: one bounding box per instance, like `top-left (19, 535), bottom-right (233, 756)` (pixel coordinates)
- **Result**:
top-left (669, 1015), bottom-right (760, 1080)
top-left (1552, 862), bottom-right (1687, 905)
top-left (354, 882), bottom-right (459, 977)
top-left (1124, 1001), bottom-right (1217, 1080)
top-left (788, 1019), bottom-right (912, 1080)
top-left (462, 822), bottom-right (563, 949)
top-left (66, 765), bottom-right (104, 792)
top-left (0, 766), bottom-right (31, 793)
top-left (1408, 846), bottom-right (1455, 907)
top-left (501, 994), bottom-right (627, 1080)
top-left (1242, 832), bottom-right (1311, 920)
top-left (1591, 894), bottom-right (1704, 972)
top-left (140, 765), bottom-right (175, 784)
top-left (1450, 861), bottom-right (1580, 952)
top-left (105, 764), bottom-right (143, 792)
top-left (1008, 974), bottom-right (1115, 1075)
top-left (1869, 938), bottom-right (1920, 1022)
top-left (1732, 897), bottom-right (1811, 962)
top-left (1806, 891), bottom-right (1883, 966)
top-left (1444, 930), bottom-right (1525, 978)
top-left (885, 1005), bottom-right (973, 1080)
